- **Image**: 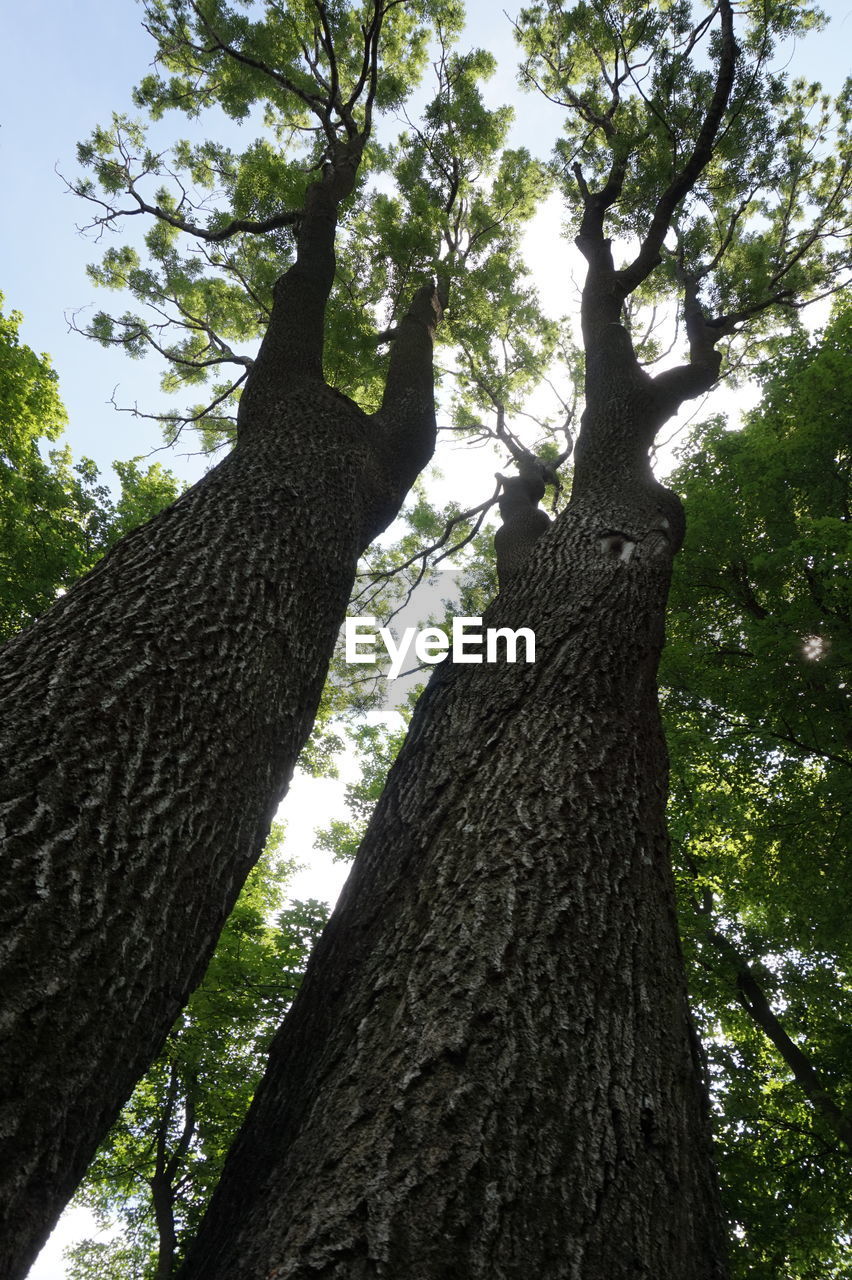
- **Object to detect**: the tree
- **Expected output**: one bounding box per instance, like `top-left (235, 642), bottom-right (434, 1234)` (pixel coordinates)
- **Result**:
top-left (662, 299), bottom-right (852, 1276)
top-left (2, 2), bottom-right (849, 1276)
top-left (338, 305), bottom-right (852, 1273)
top-left (164, 3), bottom-right (851, 1276)
top-left (70, 301), bottom-right (851, 1277)
top-left (0, 2), bottom-right (544, 1273)
top-left (0, 295), bottom-right (178, 640)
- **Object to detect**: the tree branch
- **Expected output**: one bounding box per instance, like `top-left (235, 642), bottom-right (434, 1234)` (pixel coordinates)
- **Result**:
top-left (189, 0), bottom-right (334, 137)
top-left (617, 0), bottom-right (736, 295)
top-left (67, 157), bottom-right (303, 244)
top-left (651, 274), bottom-right (723, 412)
top-left (702, 922), bottom-right (852, 1151)
top-left (371, 279), bottom-right (442, 500)
top-left (108, 374), bottom-right (247, 452)
top-left (354, 485), bottom-right (500, 610)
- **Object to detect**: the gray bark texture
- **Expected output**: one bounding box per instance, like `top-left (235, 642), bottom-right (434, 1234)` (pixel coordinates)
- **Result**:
top-left (177, 254), bottom-right (730, 1279)
top-left (0, 164), bottom-right (440, 1279)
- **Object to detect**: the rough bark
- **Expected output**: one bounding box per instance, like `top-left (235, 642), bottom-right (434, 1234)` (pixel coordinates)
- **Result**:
top-left (0, 155), bottom-right (440, 1276)
top-left (177, 272), bottom-right (730, 1278)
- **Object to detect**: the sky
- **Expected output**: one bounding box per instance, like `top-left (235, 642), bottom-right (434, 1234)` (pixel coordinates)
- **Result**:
top-left (4, 0), bottom-right (850, 1275)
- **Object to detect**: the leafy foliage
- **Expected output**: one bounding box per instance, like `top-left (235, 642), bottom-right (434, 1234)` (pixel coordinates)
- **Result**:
top-left (515, 0), bottom-right (852, 361)
top-left (664, 299), bottom-right (852, 1275)
top-left (70, 0), bottom-right (554, 451)
top-left (314, 718), bottom-right (409, 861)
top-left (0, 295), bottom-right (180, 640)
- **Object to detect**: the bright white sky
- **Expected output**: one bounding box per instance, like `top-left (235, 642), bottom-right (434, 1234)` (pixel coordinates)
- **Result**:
top-left (4, 1), bottom-right (849, 1274)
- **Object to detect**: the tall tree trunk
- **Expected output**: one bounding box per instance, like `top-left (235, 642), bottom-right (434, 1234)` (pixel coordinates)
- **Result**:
top-left (149, 1062), bottom-right (195, 1280)
top-left (0, 155), bottom-right (440, 1275)
top-left (176, 303), bottom-right (730, 1277)
top-left (151, 1170), bottom-right (179, 1280)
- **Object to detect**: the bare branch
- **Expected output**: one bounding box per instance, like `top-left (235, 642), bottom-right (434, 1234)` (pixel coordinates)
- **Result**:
top-left (355, 484), bottom-right (501, 597)
top-left (313, 0), bottom-right (342, 117)
top-left (107, 373), bottom-right (248, 452)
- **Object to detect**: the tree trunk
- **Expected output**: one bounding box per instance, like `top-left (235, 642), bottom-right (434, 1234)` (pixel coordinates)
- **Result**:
top-left (0, 163), bottom-right (440, 1273)
top-left (151, 1169), bottom-right (179, 1280)
top-left (177, 325), bottom-right (730, 1277)
top-left (149, 1061), bottom-right (195, 1280)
